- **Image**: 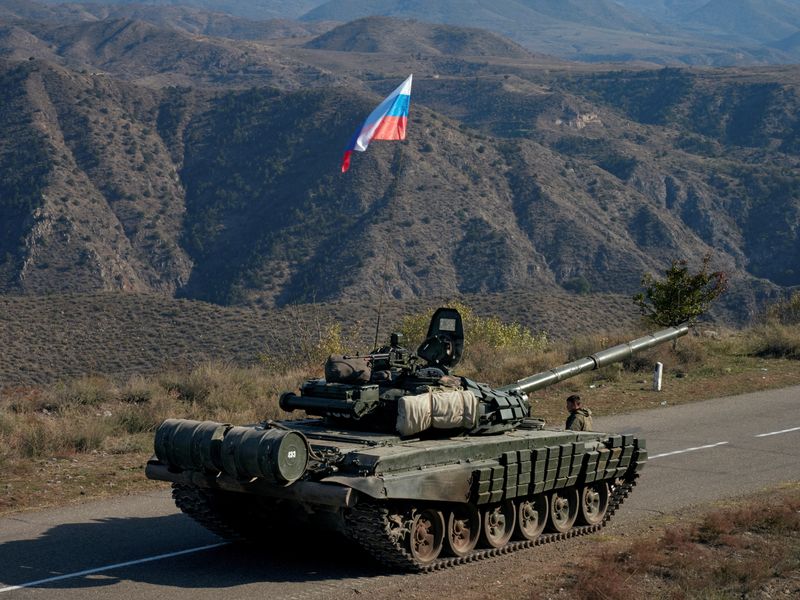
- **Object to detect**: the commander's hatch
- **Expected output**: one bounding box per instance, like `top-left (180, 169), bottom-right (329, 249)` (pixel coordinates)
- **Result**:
top-left (416, 307), bottom-right (464, 372)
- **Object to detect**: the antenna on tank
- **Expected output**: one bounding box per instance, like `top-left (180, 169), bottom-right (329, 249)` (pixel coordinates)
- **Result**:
top-left (372, 250), bottom-right (391, 350)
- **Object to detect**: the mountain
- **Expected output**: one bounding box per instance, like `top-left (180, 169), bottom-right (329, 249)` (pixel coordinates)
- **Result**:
top-left (0, 290), bottom-right (646, 385)
top-left (0, 58), bottom-right (191, 294)
top-left (299, 0), bottom-right (799, 65)
top-left (301, 0), bottom-right (667, 35)
top-left (0, 0), bottom-right (76, 21)
top-left (516, 0), bottom-right (663, 33)
top-left (1, 9), bottom-right (800, 321)
top-left (303, 0), bottom-right (662, 32)
top-left (38, 0), bottom-right (326, 20)
top-left (614, 1), bottom-right (713, 20)
top-left (683, 0), bottom-right (800, 43)
top-left (0, 16), bottom-right (338, 88)
top-left (771, 30), bottom-right (800, 52)
top-left (61, 3), bottom-right (333, 41)
top-left (8, 0), bottom-right (800, 65)
top-left (0, 1), bottom-right (334, 43)
top-left (304, 16), bottom-right (533, 58)
top-left (2, 51), bottom-right (798, 319)
top-left (0, 23), bottom-right (60, 62)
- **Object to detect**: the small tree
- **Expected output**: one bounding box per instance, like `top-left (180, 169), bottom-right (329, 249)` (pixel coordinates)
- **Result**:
top-left (633, 254), bottom-right (728, 326)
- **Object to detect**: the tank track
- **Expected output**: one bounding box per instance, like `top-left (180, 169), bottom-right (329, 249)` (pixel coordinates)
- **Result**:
top-left (344, 474), bottom-right (638, 572)
top-left (172, 483), bottom-right (273, 542)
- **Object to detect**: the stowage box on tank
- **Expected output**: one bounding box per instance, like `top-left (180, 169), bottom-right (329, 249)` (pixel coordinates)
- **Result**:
top-left (146, 308), bottom-right (688, 570)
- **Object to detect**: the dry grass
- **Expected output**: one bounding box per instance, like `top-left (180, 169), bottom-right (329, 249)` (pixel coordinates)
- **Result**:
top-left (561, 485), bottom-right (800, 600)
top-left (0, 364), bottom-right (272, 476)
top-left (0, 362), bottom-right (308, 514)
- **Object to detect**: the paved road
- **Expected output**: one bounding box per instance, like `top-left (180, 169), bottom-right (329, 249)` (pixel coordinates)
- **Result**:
top-left (1, 385), bottom-right (798, 599)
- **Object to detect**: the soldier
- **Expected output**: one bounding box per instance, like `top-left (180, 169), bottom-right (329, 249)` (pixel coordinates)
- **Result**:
top-left (565, 394), bottom-right (593, 431)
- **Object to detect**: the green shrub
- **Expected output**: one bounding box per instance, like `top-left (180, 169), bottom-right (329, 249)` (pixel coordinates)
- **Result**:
top-left (672, 335), bottom-right (709, 366)
top-left (0, 409), bottom-right (14, 437)
top-left (102, 433), bottom-right (151, 455)
top-left (118, 374), bottom-right (157, 404)
top-left (566, 333), bottom-right (626, 362)
top-left (47, 376), bottom-right (117, 409)
top-left (65, 416), bottom-right (114, 453)
top-left (114, 403), bottom-right (160, 434)
top-left (746, 324), bottom-right (800, 359)
top-left (172, 367), bottom-right (213, 403)
top-left (766, 291), bottom-right (800, 325)
top-left (260, 321), bottom-right (352, 373)
top-left (562, 276), bottom-right (591, 295)
top-left (399, 302), bottom-right (548, 353)
top-left (12, 414), bottom-right (62, 458)
top-left (458, 345), bottom-right (565, 387)
top-left (634, 254), bottom-right (728, 326)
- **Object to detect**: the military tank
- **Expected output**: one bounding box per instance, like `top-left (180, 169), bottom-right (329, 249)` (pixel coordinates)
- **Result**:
top-left (146, 308), bottom-right (688, 571)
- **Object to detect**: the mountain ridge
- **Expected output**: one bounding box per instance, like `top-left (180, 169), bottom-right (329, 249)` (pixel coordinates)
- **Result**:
top-left (303, 16), bottom-right (533, 58)
top-left (0, 10), bottom-right (799, 323)
top-left (299, 0), bottom-right (800, 64)
top-left (39, 0), bottom-right (326, 20)
top-left (5, 0), bottom-right (799, 65)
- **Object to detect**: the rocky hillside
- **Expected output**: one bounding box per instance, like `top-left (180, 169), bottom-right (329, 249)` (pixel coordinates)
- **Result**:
top-left (36, 0), bottom-right (326, 21)
top-left (304, 16), bottom-right (532, 58)
top-left (1, 1), bottom-right (333, 41)
top-left (0, 16), bottom-right (338, 88)
top-left (685, 0), bottom-right (800, 42)
top-left (0, 11), bottom-right (798, 322)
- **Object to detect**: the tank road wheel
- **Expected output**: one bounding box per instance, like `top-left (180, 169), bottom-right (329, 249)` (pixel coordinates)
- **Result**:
top-left (514, 494), bottom-right (549, 541)
top-left (445, 504), bottom-right (481, 557)
top-left (480, 500), bottom-right (516, 548)
top-left (408, 508), bottom-right (446, 565)
top-left (546, 488), bottom-right (579, 533)
top-left (578, 482), bottom-right (610, 526)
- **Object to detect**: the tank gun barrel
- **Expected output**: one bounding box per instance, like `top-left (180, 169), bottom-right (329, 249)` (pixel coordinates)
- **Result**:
top-left (499, 324), bottom-right (689, 395)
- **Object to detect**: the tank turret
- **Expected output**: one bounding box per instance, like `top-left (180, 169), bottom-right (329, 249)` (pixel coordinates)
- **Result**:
top-left (146, 308), bottom-right (689, 571)
top-left (278, 308), bottom-right (687, 436)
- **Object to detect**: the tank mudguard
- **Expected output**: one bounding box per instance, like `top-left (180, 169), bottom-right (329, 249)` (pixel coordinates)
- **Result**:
top-left (322, 462), bottom-right (476, 503)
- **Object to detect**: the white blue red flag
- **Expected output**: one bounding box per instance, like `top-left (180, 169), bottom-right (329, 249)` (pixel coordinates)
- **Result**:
top-left (341, 74), bottom-right (413, 173)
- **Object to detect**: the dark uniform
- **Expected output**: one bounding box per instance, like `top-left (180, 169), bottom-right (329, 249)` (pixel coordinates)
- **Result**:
top-left (565, 407), bottom-right (593, 431)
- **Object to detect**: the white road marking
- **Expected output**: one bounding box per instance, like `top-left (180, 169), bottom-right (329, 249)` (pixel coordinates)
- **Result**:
top-left (754, 426), bottom-right (800, 438)
top-left (649, 441), bottom-right (729, 459)
top-left (0, 542), bottom-right (228, 593)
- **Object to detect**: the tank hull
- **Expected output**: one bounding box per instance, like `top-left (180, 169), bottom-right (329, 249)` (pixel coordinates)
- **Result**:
top-left (146, 418), bottom-right (645, 570)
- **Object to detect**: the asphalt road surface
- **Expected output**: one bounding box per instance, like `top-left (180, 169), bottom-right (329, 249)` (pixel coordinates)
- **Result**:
top-left (1, 385), bottom-right (798, 599)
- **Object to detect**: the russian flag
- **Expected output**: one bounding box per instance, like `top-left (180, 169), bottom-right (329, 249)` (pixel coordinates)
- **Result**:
top-left (341, 74), bottom-right (412, 173)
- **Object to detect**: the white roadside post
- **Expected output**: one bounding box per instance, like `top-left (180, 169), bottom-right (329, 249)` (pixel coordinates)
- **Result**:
top-left (653, 362), bottom-right (664, 392)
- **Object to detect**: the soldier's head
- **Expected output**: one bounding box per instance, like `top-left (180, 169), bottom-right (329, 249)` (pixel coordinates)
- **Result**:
top-left (566, 394), bottom-right (581, 412)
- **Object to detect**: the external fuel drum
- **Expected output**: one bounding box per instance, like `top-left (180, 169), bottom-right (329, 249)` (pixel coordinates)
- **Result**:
top-left (154, 419), bottom-right (309, 484)
top-left (220, 426), bottom-right (309, 484)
